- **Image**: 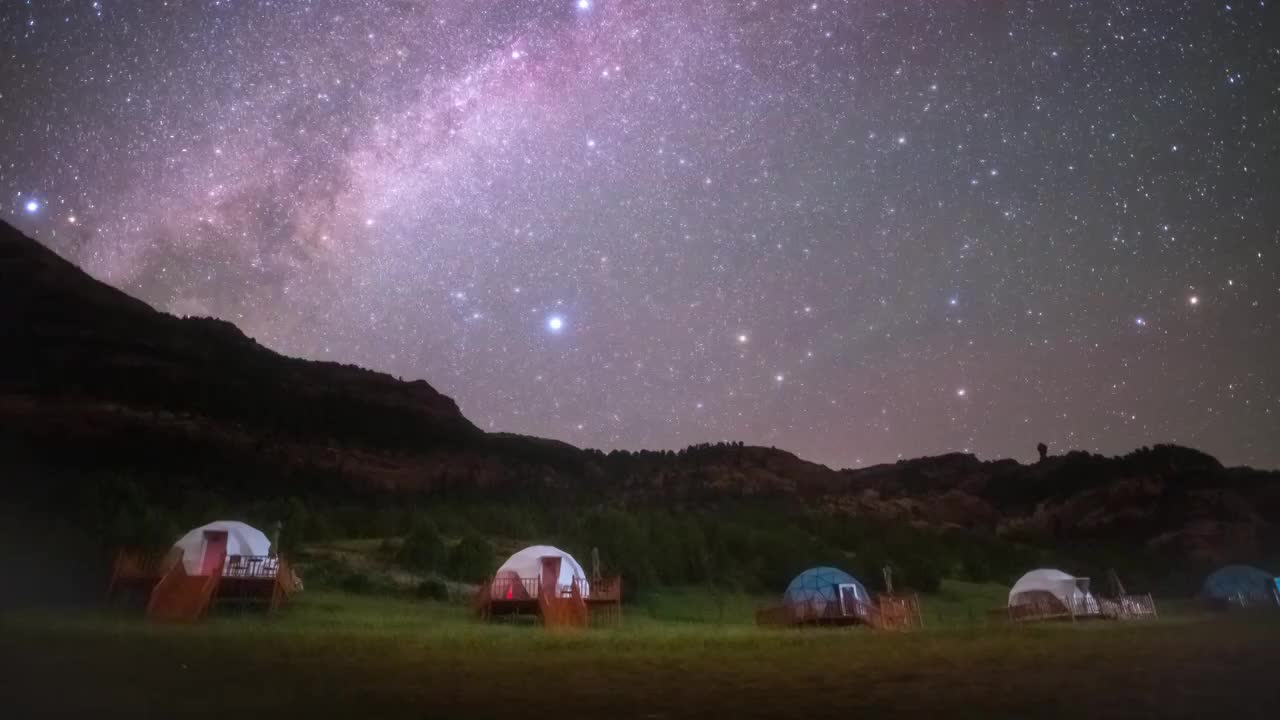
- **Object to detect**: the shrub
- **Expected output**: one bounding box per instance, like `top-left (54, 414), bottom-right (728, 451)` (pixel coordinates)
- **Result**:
top-left (415, 578), bottom-right (449, 602)
top-left (447, 534), bottom-right (496, 583)
top-left (339, 571), bottom-right (374, 594)
top-left (398, 520), bottom-right (447, 572)
top-left (277, 497), bottom-right (309, 554)
top-left (378, 537), bottom-right (400, 558)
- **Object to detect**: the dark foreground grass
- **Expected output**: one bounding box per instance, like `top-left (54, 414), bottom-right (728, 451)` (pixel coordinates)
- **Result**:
top-left (3, 592), bottom-right (1277, 719)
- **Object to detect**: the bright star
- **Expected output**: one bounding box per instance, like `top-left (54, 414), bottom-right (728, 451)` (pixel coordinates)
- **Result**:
top-left (576, 0), bottom-right (591, 10)
top-left (24, 200), bottom-right (39, 213)
top-left (737, 334), bottom-right (748, 344)
top-left (547, 315), bottom-right (565, 332)
top-left (1188, 295), bottom-right (1199, 306)
top-left (956, 388), bottom-right (967, 397)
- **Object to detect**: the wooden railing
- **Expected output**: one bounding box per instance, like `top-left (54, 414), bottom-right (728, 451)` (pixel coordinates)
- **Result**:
top-left (485, 575), bottom-right (616, 601)
top-left (488, 576), bottom-right (541, 600)
top-left (756, 594), bottom-right (923, 630)
top-left (1008, 592), bottom-right (1103, 622)
top-left (477, 575), bottom-right (621, 626)
top-left (588, 576), bottom-right (622, 602)
top-left (1099, 593), bottom-right (1157, 620)
top-left (874, 594), bottom-right (924, 631)
top-left (222, 554), bottom-right (280, 579)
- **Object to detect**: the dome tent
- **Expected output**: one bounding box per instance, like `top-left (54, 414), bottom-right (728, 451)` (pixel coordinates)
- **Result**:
top-left (489, 545), bottom-right (589, 599)
top-left (1009, 568), bottom-right (1099, 618)
top-left (783, 566), bottom-right (871, 620)
top-left (1203, 565), bottom-right (1279, 608)
top-left (173, 521), bottom-right (272, 576)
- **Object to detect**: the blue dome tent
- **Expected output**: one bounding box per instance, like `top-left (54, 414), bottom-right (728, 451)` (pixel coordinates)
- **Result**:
top-left (757, 566), bottom-right (923, 629)
top-left (784, 566), bottom-right (869, 608)
top-left (773, 566), bottom-right (872, 623)
top-left (1203, 565), bottom-right (1280, 608)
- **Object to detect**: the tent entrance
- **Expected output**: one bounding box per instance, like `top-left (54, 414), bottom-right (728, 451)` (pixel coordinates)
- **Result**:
top-left (838, 583), bottom-right (862, 616)
top-left (200, 531), bottom-right (228, 576)
top-left (540, 556), bottom-right (563, 597)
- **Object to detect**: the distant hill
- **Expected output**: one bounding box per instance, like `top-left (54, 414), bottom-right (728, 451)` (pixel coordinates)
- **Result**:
top-left (2, 219), bottom-right (1277, 563)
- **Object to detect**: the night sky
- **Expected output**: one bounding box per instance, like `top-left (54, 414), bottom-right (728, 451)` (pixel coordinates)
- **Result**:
top-left (2, 1), bottom-right (1277, 469)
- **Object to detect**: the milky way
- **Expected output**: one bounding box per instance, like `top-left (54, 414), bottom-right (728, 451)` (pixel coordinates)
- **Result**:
top-left (3, 1), bottom-right (1278, 468)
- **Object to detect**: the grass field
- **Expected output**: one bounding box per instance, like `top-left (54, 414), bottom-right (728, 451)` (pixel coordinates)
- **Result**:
top-left (3, 584), bottom-right (1278, 719)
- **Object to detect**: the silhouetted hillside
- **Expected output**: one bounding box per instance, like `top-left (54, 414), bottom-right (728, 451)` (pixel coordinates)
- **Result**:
top-left (1, 219), bottom-right (478, 453)
top-left (2, 220), bottom-right (1277, 565)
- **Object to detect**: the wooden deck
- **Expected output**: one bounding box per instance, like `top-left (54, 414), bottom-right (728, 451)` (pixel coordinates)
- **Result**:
top-left (756, 593), bottom-right (923, 631)
top-left (476, 575), bottom-right (622, 628)
top-left (108, 548), bottom-right (299, 621)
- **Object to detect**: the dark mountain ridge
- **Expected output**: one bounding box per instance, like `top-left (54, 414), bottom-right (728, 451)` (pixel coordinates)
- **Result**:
top-left (2, 220), bottom-right (1277, 563)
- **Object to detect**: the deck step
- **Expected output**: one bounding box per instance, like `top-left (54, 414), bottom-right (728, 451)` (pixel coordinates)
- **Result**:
top-left (147, 571), bottom-right (218, 622)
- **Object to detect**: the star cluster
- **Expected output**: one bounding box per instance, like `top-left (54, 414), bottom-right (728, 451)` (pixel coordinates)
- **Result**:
top-left (2, 1), bottom-right (1277, 468)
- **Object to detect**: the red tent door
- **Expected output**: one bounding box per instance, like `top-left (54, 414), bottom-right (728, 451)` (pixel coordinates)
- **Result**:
top-left (201, 531), bottom-right (228, 576)
top-left (540, 556), bottom-right (562, 597)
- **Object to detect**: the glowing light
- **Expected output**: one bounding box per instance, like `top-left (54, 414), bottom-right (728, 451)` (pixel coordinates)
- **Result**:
top-left (24, 200), bottom-right (39, 213)
top-left (956, 388), bottom-right (967, 397)
top-left (1188, 295), bottom-right (1199, 306)
top-left (737, 334), bottom-right (748, 344)
top-left (547, 315), bottom-right (565, 332)
top-left (576, 0), bottom-right (591, 10)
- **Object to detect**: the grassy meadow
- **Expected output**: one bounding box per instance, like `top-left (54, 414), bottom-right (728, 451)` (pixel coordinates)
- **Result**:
top-left (3, 580), bottom-right (1278, 719)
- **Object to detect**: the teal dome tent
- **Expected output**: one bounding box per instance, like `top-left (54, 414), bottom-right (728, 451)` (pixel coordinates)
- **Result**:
top-left (1203, 565), bottom-right (1280, 608)
top-left (783, 567), bottom-right (871, 621)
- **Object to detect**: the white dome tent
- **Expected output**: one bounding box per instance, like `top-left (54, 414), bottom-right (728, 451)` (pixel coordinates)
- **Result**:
top-left (173, 520), bottom-right (273, 576)
top-left (489, 545), bottom-right (589, 599)
top-left (1008, 568), bottom-right (1100, 621)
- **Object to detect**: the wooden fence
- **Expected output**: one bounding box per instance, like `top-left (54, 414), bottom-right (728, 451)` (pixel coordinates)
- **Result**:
top-left (755, 594), bottom-right (922, 630)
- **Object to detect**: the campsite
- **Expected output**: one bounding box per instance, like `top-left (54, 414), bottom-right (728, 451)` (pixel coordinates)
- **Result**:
top-left (4, 514), bottom-right (1279, 718)
top-left (3, 0), bottom-right (1280, 708)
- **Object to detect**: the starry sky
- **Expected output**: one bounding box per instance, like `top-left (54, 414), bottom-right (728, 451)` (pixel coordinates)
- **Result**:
top-left (2, 1), bottom-right (1278, 469)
